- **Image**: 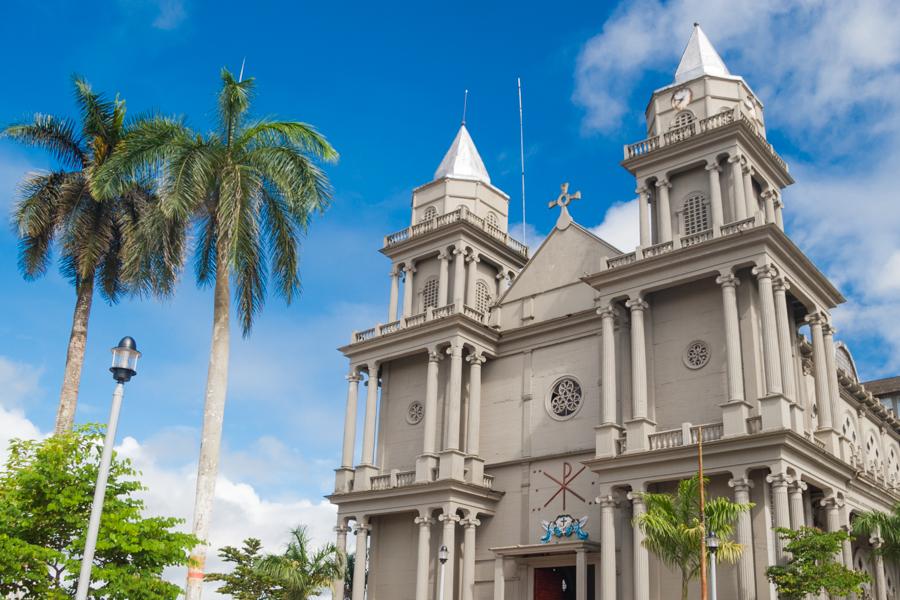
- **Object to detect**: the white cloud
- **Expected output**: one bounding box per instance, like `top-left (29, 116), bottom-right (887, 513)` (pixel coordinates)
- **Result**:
top-left (589, 198), bottom-right (639, 252)
top-left (508, 221), bottom-right (546, 250)
top-left (576, 0), bottom-right (900, 376)
top-left (152, 0), bottom-right (186, 29)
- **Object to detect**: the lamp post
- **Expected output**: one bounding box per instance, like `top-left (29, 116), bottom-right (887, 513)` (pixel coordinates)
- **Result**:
top-left (438, 544), bottom-right (448, 600)
top-left (74, 337), bottom-right (140, 600)
top-left (706, 529), bottom-right (720, 600)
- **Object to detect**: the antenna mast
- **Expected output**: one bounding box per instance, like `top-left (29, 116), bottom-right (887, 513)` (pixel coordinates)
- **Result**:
top-left (462, 89), bottom-right (469, 125)
top-left (239, 57), bottom-right (246, 82)
top-left (517, 77), bottom-right (527, 243)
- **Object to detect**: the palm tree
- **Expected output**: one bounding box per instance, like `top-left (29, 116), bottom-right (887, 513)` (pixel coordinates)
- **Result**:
top-left (92, 68), bottom-right (337, 598)
top-left (853, 504), bottom-right (900, 561)
top-left (4, 77), bottom-right (180, 434)
top-left (255, 527), bottom-right (344, 600)
top-left (633, 475), bottom-right (753, 600)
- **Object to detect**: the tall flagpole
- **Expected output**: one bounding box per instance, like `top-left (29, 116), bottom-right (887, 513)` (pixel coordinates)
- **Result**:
top-left (517, 77), bottom-right (526, 243)
top-left (698, 424), bottom-right (708, 600)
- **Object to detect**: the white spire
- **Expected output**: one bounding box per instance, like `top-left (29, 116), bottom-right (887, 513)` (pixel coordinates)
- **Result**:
top-left (433, 124), bottom-right (491, 185)
top-left (674, 23), bottom-right (730, 85)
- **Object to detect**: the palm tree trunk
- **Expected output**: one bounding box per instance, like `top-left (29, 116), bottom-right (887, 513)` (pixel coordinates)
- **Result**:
top-left (54, 273), bottom-right (94, 434)
top-left (186, 248), bottom-right (231, 600)
top-left (682, 571), bottom-right (689, 600)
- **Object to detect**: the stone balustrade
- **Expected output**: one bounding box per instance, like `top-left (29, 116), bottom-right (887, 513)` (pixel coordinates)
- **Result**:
top-left (680, 228), bottom-right (714, 248)
top-left (607, 251), bottom-right (638, 269)
top-left (720, 216), bottom-right (756, 236)
top-left (358, 468), bottom-right (492, 492)
top-left (351, 303), bottom-right (488, 344)
top-left (646, 421), bottom-right (725, 451)
top-left (642, 240), bottom-right (674, 259)
top-left (383, 206), bottom-right (529, 258)
top-left (623, 107), bottom-right (788, 174)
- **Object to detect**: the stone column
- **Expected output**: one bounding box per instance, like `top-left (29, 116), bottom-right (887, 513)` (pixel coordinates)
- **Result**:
top-left (414, 515), bottom-right (433, 600)
top-left (439, 512), bottom-right (460, 600)
top-left (333, 522), bottom-right (351, 600)
top-left (729, 155), bottom-right (748, 221)
top-left (788, 479), bottom-right (807, 529)
top-left (822, 322), bottom-right (842, 430)
top-left (637, 186), bottom-right (651, 247)
top-left (417, 348), bottom-right (442, 482)
top-left (388, 267), bottom-right (400, 321)
top-left (716, 273), bottom-right (750, 436)
top-left (461, 517), bottom-right (480, 600)
top-left (754, 265), bottom-right (791, 430)
top-left (767, 473), bottom-right (791, 562)
top-left (576, 547), bottom-right (587, 600)
top-left (599, 495), bottom-right (617, 600)
top-left (493, 557), bottom-right (505, 600)
top-left (438, 250), bottom-right (450, 306)
top-left (871, 530), bottom-right (887, 600)
top-left (626, 297), bottom-right (654, 451)
top-left (440, 343), bottom-right (465, 479)
top-left (822, 496), bottom-right (845, 564)
top-left (774, 196), bottom-right (784, 230)
top-left (762, 189), bottom-right (776, 225)
top-left (728, 478), bottom-right (756, 600)
top-left (466, 252), bottom-right (480, 308)
top-left (742, 162), bottom-right (757, 220)
top-left (807, 313), bottom-right (834, 429)
top-left (465, 352), bottom-right (487, 483)
top-left (360, 363), bottom-right (379, 465)
top-left (452, 246), bottom-right (467, 310)
top-left (628, 491), bottom-right (650, 600)
top-left (655, 179), bottom-right (672, 243)
top-left (351, 521), bottom-right (369, 600)
top-left (596, 305), bottom-right (621, 457)
top-left (341, 372), bottom-right (361, 469)
top-left (772, 276), bottom-right (797, 401)
top-left (402, 263), bottom-right (416, 318)
top-left (706, 161), bottom-right (724, 234)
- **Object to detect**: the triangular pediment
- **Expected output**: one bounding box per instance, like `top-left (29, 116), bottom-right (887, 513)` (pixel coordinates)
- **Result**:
top-left (501, 222), bottom-right (621, 304)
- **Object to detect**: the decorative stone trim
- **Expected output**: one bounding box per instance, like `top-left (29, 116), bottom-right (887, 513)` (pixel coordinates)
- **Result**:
top-left (683, 340), bottom-right (710, 370)
top-left (407, 401), bottom-right (424, 425)
top-left (546, 376), bottom-right (584, 420)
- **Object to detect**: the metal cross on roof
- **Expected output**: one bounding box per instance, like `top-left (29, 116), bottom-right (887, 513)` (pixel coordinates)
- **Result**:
top-left (548, 182), bottom-right (581, 230)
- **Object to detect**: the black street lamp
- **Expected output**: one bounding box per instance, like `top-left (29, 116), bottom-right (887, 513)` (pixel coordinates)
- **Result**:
top-left (706, 529), bottom-right (720, 600)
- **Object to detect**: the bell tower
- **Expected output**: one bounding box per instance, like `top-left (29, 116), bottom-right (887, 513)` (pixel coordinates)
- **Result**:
top-left (623, 23), bottom-right (793, 250)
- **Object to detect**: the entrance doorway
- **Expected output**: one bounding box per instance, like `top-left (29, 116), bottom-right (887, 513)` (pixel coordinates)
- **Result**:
top-left (533, 566), bottom-right (595, 600)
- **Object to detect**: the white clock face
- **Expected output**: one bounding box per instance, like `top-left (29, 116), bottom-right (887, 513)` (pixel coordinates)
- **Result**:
top-left (671, 88), bottom-right (692, 110)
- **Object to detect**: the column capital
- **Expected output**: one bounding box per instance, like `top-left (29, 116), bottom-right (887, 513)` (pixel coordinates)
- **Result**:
top-left (761, 189), bottom-right (775, 200)
top-left (461, 517), bottom-right (481, 528)
top-left (597, 303), bottom-right (621, 321)
top-left (742, 163), bottom-right (754, 175)
top-left (596, 494), bottom-right (619, 508)
top-left (346, 373), bottom-right (363, 383)
top-left (403, 263), bottom-right (417, 274)
top-left (414, 516), bottom-right (434, 527)
top-left (427, 348), bottom-right (445, 363)
top-left (716, 273), bottom-right (741, 288)
top-left (819, 494), bottom-right (845, 509)
top-left (728, 153), bottom-right (743, 164)
top-left (790, 479), bottom-right (808, 493)
top-left (466, 352), bottom-right (487, 366)
top-left (728, 477), bottom-right (755, 493)
top-left (635, 185), bottom-right (650, 196)
top-left (335, 524), bottom-right (352, 534)
top-left (446, 344), bottom-right (463, 358)
top-left (438, 249), bottom-right (450, 261)
top-left (453, 246), bottom-right (467, 257)
top-left (773, 275), bottom-right (790, 293)
top-left (822, 322), bottom-right (838, 337)
top-left (654, 178), bottom-right (671, 189)
top-left (353, 523), bottom-right (371, 534)
top-left (766, 472), bottom-right (791, 488)
top-left (774, 197), bottom-right (784, 209)
top-left (626, 490), bottom-right (645, 505)
top-left (438, 513), bottom-right (461, 524)
top-left (870, 532), bottom-right (885, 548)
top-left (390, 265), bottom-right (402, 277)
top-left (804, 311), bottom-right (827, 326)
top-left (705, 161), bottom-right (721, 172)
top-left (752, 264), bottom-right (777, 280)
top-left (466, 252), bottom-right (480, 264)
top-left (365, 360), bottom-right (380, 374)
top-left (626, 297), bottom-right (648, 312)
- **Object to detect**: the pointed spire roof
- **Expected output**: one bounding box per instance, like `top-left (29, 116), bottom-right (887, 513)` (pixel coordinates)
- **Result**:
top-left (674, 23), bottom-right (730, 85)
top-left (433, 124), bottom-right (491, 185)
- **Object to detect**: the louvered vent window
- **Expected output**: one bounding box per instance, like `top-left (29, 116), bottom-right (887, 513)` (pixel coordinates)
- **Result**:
top-left (475, 280), bottom-right (491, 313)
top-left (682, 193), bottom-right (710, 235)
top-left (420, 206), bottom-right (438, 222)
top-left (671, 110), bottom-right (695, 129)
top-left (422, 277), bottom-right (439, 310)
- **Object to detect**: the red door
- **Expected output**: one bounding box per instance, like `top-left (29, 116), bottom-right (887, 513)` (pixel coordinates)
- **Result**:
top-left (534, 567), bottom-right (577, 600)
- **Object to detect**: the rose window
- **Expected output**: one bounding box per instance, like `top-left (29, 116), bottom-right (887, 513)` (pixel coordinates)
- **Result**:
top-left (407, 401), bottom-right (424, 425)
top-left (548, 378), bottom-right (583, 419)
top-left (683, 340), bottom-right (710, 369)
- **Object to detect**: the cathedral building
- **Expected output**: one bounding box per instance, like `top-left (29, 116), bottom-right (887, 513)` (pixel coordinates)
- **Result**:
top-left (328, 25), bottom-right (900, 600)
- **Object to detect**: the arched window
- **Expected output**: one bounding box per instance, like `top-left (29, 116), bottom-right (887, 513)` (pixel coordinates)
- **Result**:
top-left (419, 206), bottom-right (438, 222)
top-left (671, 110), bottom-right (695, 130)
top-left (866, 432), bottom-right (882, 472)
top-left (486, 212), bottom-right (498, 228)
top-left (682, 192), bottom-right (710, 235)
top-left (475, 280), bottom-right (491, 313)
top-left (421, 277), bottom-right (439, 310)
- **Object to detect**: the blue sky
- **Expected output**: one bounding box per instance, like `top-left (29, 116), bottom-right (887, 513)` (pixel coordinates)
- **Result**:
top-left (2, 0), bottom-right (900, 591)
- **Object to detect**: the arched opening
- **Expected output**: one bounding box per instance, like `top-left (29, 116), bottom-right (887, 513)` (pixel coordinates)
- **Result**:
top-left (420, 206), bottom-right (438, 222)
top-left (670, 110), bottom-right (695, 130)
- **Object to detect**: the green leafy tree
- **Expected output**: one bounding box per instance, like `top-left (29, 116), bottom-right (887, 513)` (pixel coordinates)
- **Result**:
top-left (853, 505), bottom-right (900, 560)
top-left (255, 527), bottom-right (344, 600)
top-left (633, 475), bottom-right (753, 600)
top-left (4, 77), bottom-right (180, 434)
top-left (92, 68), bottom-right (337, 596)
top-left (0, 426), bottom-right (198, 598)
top-left (206, 538), bottom-right (279, 599)
top-left (767, 527), bottom-right (869, 599)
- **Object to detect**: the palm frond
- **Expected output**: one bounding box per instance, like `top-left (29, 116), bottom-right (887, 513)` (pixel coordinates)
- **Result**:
top-left (194, 215), bottom-right (218, 287)
top-left (12, 171), bottom-right (67, 278)
top-left (238, 120), bottom-right (338, 162)
top-left (4, 115), bottom-right (87, 169)
top-left (260, 184), bottom-right (300, 302)
top-left (244, 145), bottom-right (333, 221)
top-left (218, 68), bottom-right (254, 148)
top-left (72, 75), bottom-right (118, 157)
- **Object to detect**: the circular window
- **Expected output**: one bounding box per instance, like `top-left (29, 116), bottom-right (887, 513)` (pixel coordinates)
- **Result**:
top-left (546, 377), bottom-right (583, 420)
top-left (406, 401), bottom-right (424, 425)
top-left (683, 340), bottom-right (710, 369)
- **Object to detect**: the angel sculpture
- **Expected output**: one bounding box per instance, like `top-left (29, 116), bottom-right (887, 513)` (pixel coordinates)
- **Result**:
top-left (540, 514), bottom-right (589, 543)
